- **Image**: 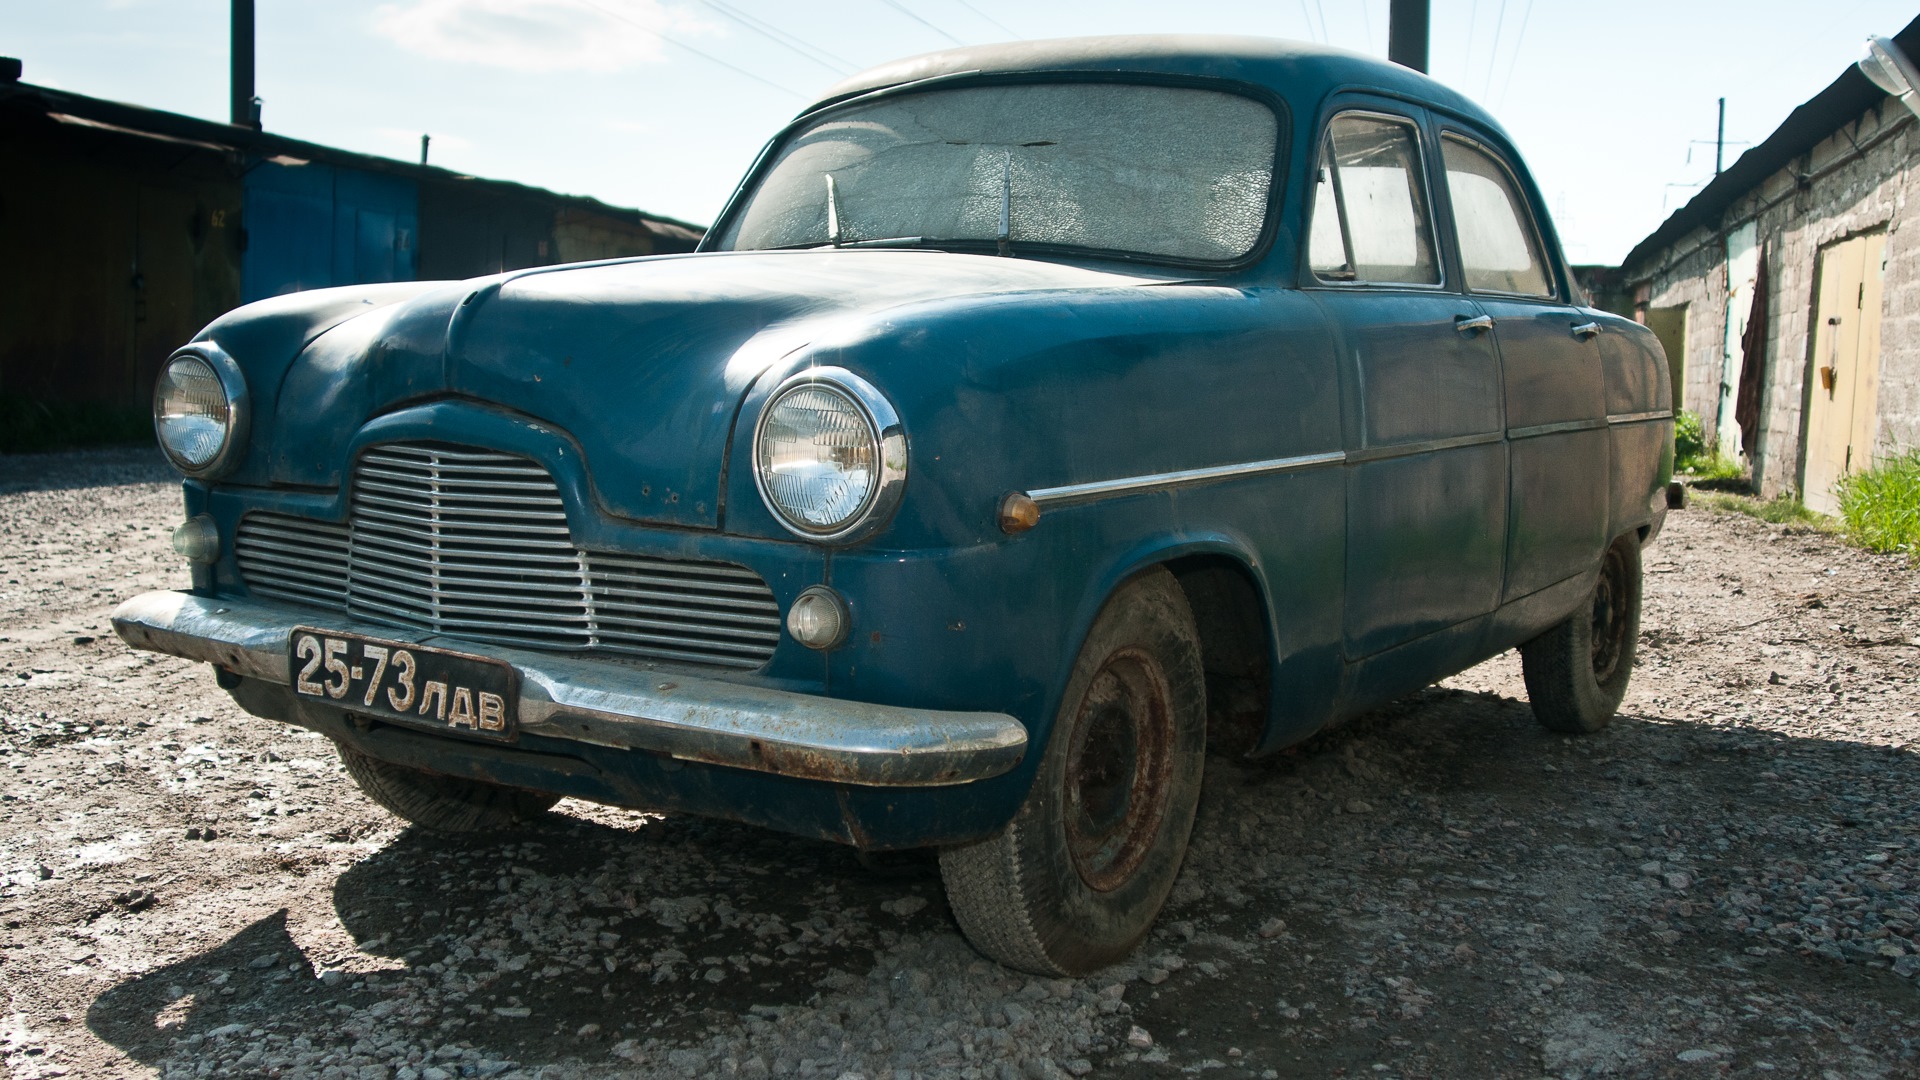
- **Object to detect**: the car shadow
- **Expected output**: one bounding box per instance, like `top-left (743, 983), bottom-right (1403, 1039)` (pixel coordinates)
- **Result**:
top-left (82, 684), bottom-right (1920, 1077)
top-left (85, 811), bottom-right (949, 1073)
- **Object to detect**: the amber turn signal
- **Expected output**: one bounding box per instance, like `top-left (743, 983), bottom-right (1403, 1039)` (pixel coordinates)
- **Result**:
top-left (998, 492), bottom-right (1040, 534)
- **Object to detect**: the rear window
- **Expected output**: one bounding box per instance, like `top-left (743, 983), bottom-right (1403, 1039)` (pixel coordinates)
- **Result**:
top-left (714, 82), bottom-right (1281, 264)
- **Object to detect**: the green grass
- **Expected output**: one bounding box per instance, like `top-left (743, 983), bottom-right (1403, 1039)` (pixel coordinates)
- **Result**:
top-left (1696, 491), bottom-right (1834, 529)
top-left (0, 398), bottom-right (153, 453)
top-left (1671, 409), bottom-right (1746, 482)
top-left (1836, 449), bottom-right (1920, 561)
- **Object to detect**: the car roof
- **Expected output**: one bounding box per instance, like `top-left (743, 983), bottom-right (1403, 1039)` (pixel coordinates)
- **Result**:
top-left (807, 34), bottom-right (1504, 136)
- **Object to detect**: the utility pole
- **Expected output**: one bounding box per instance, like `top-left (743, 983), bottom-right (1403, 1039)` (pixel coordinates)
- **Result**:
top-left (1716, 97), bottom-right (1726, 175)
top-left (1388, 0), bottom-right (1430, 73)
top-left (231, 0), bottom-right (259, 129)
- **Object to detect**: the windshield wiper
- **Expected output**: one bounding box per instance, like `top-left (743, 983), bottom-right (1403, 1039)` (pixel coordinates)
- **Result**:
top-left (997, 150), bottom-right (1012, 258)
top-left (825, 174), bottom-right (843, 247)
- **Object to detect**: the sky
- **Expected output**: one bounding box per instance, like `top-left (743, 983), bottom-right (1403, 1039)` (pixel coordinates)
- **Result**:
top-left (7, 0), bottom-right (1919, 264)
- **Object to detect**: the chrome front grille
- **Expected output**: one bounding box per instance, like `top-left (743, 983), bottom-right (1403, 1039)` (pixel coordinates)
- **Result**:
top-left (233, 442), bottom-right (782, 669)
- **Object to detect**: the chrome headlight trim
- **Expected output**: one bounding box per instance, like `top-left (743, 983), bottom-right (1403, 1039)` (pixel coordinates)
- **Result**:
top-left (751, 366), bottom-right (907, 545)
top-left (153, 343), bottom-right (249, 479)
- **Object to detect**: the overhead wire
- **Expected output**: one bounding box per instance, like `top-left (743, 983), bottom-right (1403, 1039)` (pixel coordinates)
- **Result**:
top-left (1312, 0), bottom-right (1329, 46)
top-left (697, 0), bottom-right (860, 75)
top-left (1494, 0), bottom-right (1536, 109)
top-left (570, 0), bottom-right (807, 97)
top-left (1462, 0), bottom-right (1480, 86)
top-left (879, 0), bottom-right (966, 45)
top-left (1481, 0), bottom-right (1510, 101)
top-left (951, 0), bottom-right (1019, 39)
top-left (1297, 0), bottom-right (1320, 43)
top-left (1360, 0), bottom-right (1375, 55)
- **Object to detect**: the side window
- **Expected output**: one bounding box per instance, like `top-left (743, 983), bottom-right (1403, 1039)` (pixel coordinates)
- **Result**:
top-left (1308, 114), bottom-right (1440, 285)
top-left (1442, 136), bottom-right (1553, 297)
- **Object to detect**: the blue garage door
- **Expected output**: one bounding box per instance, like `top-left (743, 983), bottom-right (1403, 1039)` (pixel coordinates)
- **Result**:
top-left (243, 162), bottom-right (417, 302)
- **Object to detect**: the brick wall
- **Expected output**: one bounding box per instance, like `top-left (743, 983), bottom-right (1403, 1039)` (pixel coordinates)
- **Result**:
top-left (1629, 97), bottom-right (1920, 498)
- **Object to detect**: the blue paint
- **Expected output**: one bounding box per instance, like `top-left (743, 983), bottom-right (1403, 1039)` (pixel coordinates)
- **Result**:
top-left (241, 161), bottom-right (417, 302)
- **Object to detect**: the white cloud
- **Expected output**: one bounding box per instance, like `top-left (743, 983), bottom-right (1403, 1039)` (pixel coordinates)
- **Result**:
top-left (370, 0), bottom-right (716, 74)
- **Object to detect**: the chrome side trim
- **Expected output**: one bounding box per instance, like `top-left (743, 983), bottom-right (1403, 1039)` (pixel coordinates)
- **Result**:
top-left (1025, 450), bottom-right (1346, 508)
top-left (111, 591), bottom-right (1026, 788)
top-left (1507, 418), bottom-right (1608, 440)
top-left (1608, 409), bottom-right (1673, 425)
top-left (1343, 431), bottom-right (1503, 465)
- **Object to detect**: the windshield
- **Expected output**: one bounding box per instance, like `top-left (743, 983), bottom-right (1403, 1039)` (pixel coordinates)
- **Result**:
top-left (714, 81), bottom-right (1280, 263)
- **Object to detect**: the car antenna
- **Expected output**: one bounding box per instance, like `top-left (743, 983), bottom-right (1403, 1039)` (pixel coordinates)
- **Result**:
top-left (826, 174), bottom-right (843, 247)
top-left (997, 151), bottom-right (1012, 257)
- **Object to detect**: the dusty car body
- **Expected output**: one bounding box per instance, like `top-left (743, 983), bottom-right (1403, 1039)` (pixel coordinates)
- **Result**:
top-left (115, 35), bottom-right (1671, 975)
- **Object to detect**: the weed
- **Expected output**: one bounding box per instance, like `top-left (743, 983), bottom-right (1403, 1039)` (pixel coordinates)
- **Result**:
top-left (1672, 410), bottom-right (1745, 482)
top-left (1836, 449), bottom-right (1920, 561)
top-left (0, 398), bottom-right (151, 453)
top-left (1696, 491), bottom-right (1833, 529)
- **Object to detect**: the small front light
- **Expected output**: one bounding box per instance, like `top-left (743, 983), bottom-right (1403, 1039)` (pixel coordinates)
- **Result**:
top-left (171, 515), bottom-right (221, 563)
top-left (787, 586), bottom-right (851, 650)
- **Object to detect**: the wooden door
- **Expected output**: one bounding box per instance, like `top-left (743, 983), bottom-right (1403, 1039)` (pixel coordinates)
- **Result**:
top-left (1804, 232), bottom-right (1886, 514)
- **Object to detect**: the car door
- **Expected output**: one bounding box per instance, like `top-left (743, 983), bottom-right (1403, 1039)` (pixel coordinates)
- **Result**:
top-left (1434, 130), bottom-right (1608, 601)
top-left (1303, 107), bottom-right (1508, 661)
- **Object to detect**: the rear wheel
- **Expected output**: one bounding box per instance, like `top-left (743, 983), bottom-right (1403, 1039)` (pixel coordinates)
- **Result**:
top-left (940, 568), bottom-right (1206, 975)
top-left (337, 743), bottom-right (559, 832)
top-left (1520, 533), bottom-right (1642, 733)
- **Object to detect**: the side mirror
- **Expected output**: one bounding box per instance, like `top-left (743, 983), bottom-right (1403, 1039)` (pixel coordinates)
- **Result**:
top-left (1859, 36), bottom-right (1920, 119)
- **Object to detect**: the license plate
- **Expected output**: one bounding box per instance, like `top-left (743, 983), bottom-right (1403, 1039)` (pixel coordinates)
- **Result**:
top-left (288, 628), bottom-right (518, 741)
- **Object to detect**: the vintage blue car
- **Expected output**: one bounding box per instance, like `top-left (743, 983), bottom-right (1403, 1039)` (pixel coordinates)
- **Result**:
top-left (114, 35), bottom-right (1672, 976)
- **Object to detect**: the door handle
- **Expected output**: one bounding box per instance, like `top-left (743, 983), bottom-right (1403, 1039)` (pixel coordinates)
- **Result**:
top-left (1571, 321), bottom-right (1602, 340)
top-left (1454, 314), bottom-right (1494, 334)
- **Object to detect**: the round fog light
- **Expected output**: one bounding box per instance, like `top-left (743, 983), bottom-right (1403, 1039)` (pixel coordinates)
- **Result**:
top-left (171, 515), bottom-right (221, 564)
top-left (787, 586), bottom-right (851, 651)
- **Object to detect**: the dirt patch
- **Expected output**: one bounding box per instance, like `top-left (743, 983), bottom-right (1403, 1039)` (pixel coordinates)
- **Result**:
top-left (1, 450), bottom-right (1916, 1078)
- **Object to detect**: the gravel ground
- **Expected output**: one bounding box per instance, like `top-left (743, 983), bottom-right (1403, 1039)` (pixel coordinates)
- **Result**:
top-left (0, 449), bottom-right (1917, 1079)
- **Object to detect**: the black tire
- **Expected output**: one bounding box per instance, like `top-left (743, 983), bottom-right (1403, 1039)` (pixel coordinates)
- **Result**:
top-left (336, 743), bottom-right (559, 832)
top-left (1520, 533), bottom-right (1642, 733)
top-left (939, 567), bottom-right (1206, 976)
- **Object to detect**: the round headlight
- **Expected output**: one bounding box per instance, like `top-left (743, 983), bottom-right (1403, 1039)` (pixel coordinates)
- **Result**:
top-left (154, 350), bottom-right (245, 476)
top-left (753, 368), bottom-right (905, 543)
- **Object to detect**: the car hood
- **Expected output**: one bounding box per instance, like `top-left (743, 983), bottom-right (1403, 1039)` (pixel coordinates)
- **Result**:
top-left (269, 250), bottom-right (1178, 529)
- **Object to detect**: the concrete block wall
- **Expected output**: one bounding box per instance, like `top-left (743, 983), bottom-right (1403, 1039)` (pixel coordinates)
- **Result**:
top-left (1630, 97), bottom-right (1920, 498)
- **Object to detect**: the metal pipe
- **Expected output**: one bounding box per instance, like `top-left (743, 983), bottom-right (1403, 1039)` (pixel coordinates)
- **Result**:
top-left (231, 0), bottom-right (257, 128)
top-left (1389, 0), bottom-right (1430, 73)
top-left (1716, 97), bottom-right (1726, 174)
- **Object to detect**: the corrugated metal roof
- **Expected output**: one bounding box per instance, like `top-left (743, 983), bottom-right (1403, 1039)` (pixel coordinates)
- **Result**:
top-left (1620, 12), bottom-right (1920, 276)
top-left (1, 78), bottom-right (704, 244)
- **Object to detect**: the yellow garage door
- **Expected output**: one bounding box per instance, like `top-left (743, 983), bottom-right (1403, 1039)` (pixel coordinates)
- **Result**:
top-left (1803, 232), bottom-right (1886, 515)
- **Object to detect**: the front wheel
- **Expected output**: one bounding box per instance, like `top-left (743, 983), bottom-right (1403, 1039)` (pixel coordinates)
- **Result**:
top-left (1520, 533), bottom-right (1642, 733)
top-left (337, 743), bottom-right (559, 832)
top-left (939, 567), bottom-right (1206, 975)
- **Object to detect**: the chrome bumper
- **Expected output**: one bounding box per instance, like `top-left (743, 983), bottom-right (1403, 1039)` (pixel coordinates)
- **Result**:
top-left (110, 591), bottom-right (1027, 788)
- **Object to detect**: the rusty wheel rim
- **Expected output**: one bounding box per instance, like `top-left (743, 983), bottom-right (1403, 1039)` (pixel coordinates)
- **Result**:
top-left (1063, 647), bottom-right (1175, 893)
top-left (1590, 546), bottom-right (1630, 684)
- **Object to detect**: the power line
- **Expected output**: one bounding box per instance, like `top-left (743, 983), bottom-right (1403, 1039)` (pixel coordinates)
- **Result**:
top-left (951, 0), bottom-right (1018, 39)
top-left (1462, 0), bottom-right (1480, 86)
top-left (1359, 0), bottom-right (1375, 55)
top-left (879, 0), bottom-right (965, 45)
top-left (1297, 0), bottom-right (1319, 43)
top-left (570, 0), bottom-right (807, 97)
top-left (1481, 0), bottom-right (1509, 101)
top-left (1494, 0), bottom-right (1535, 108)
top-left (697, 0), bottom-right (858, 75)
